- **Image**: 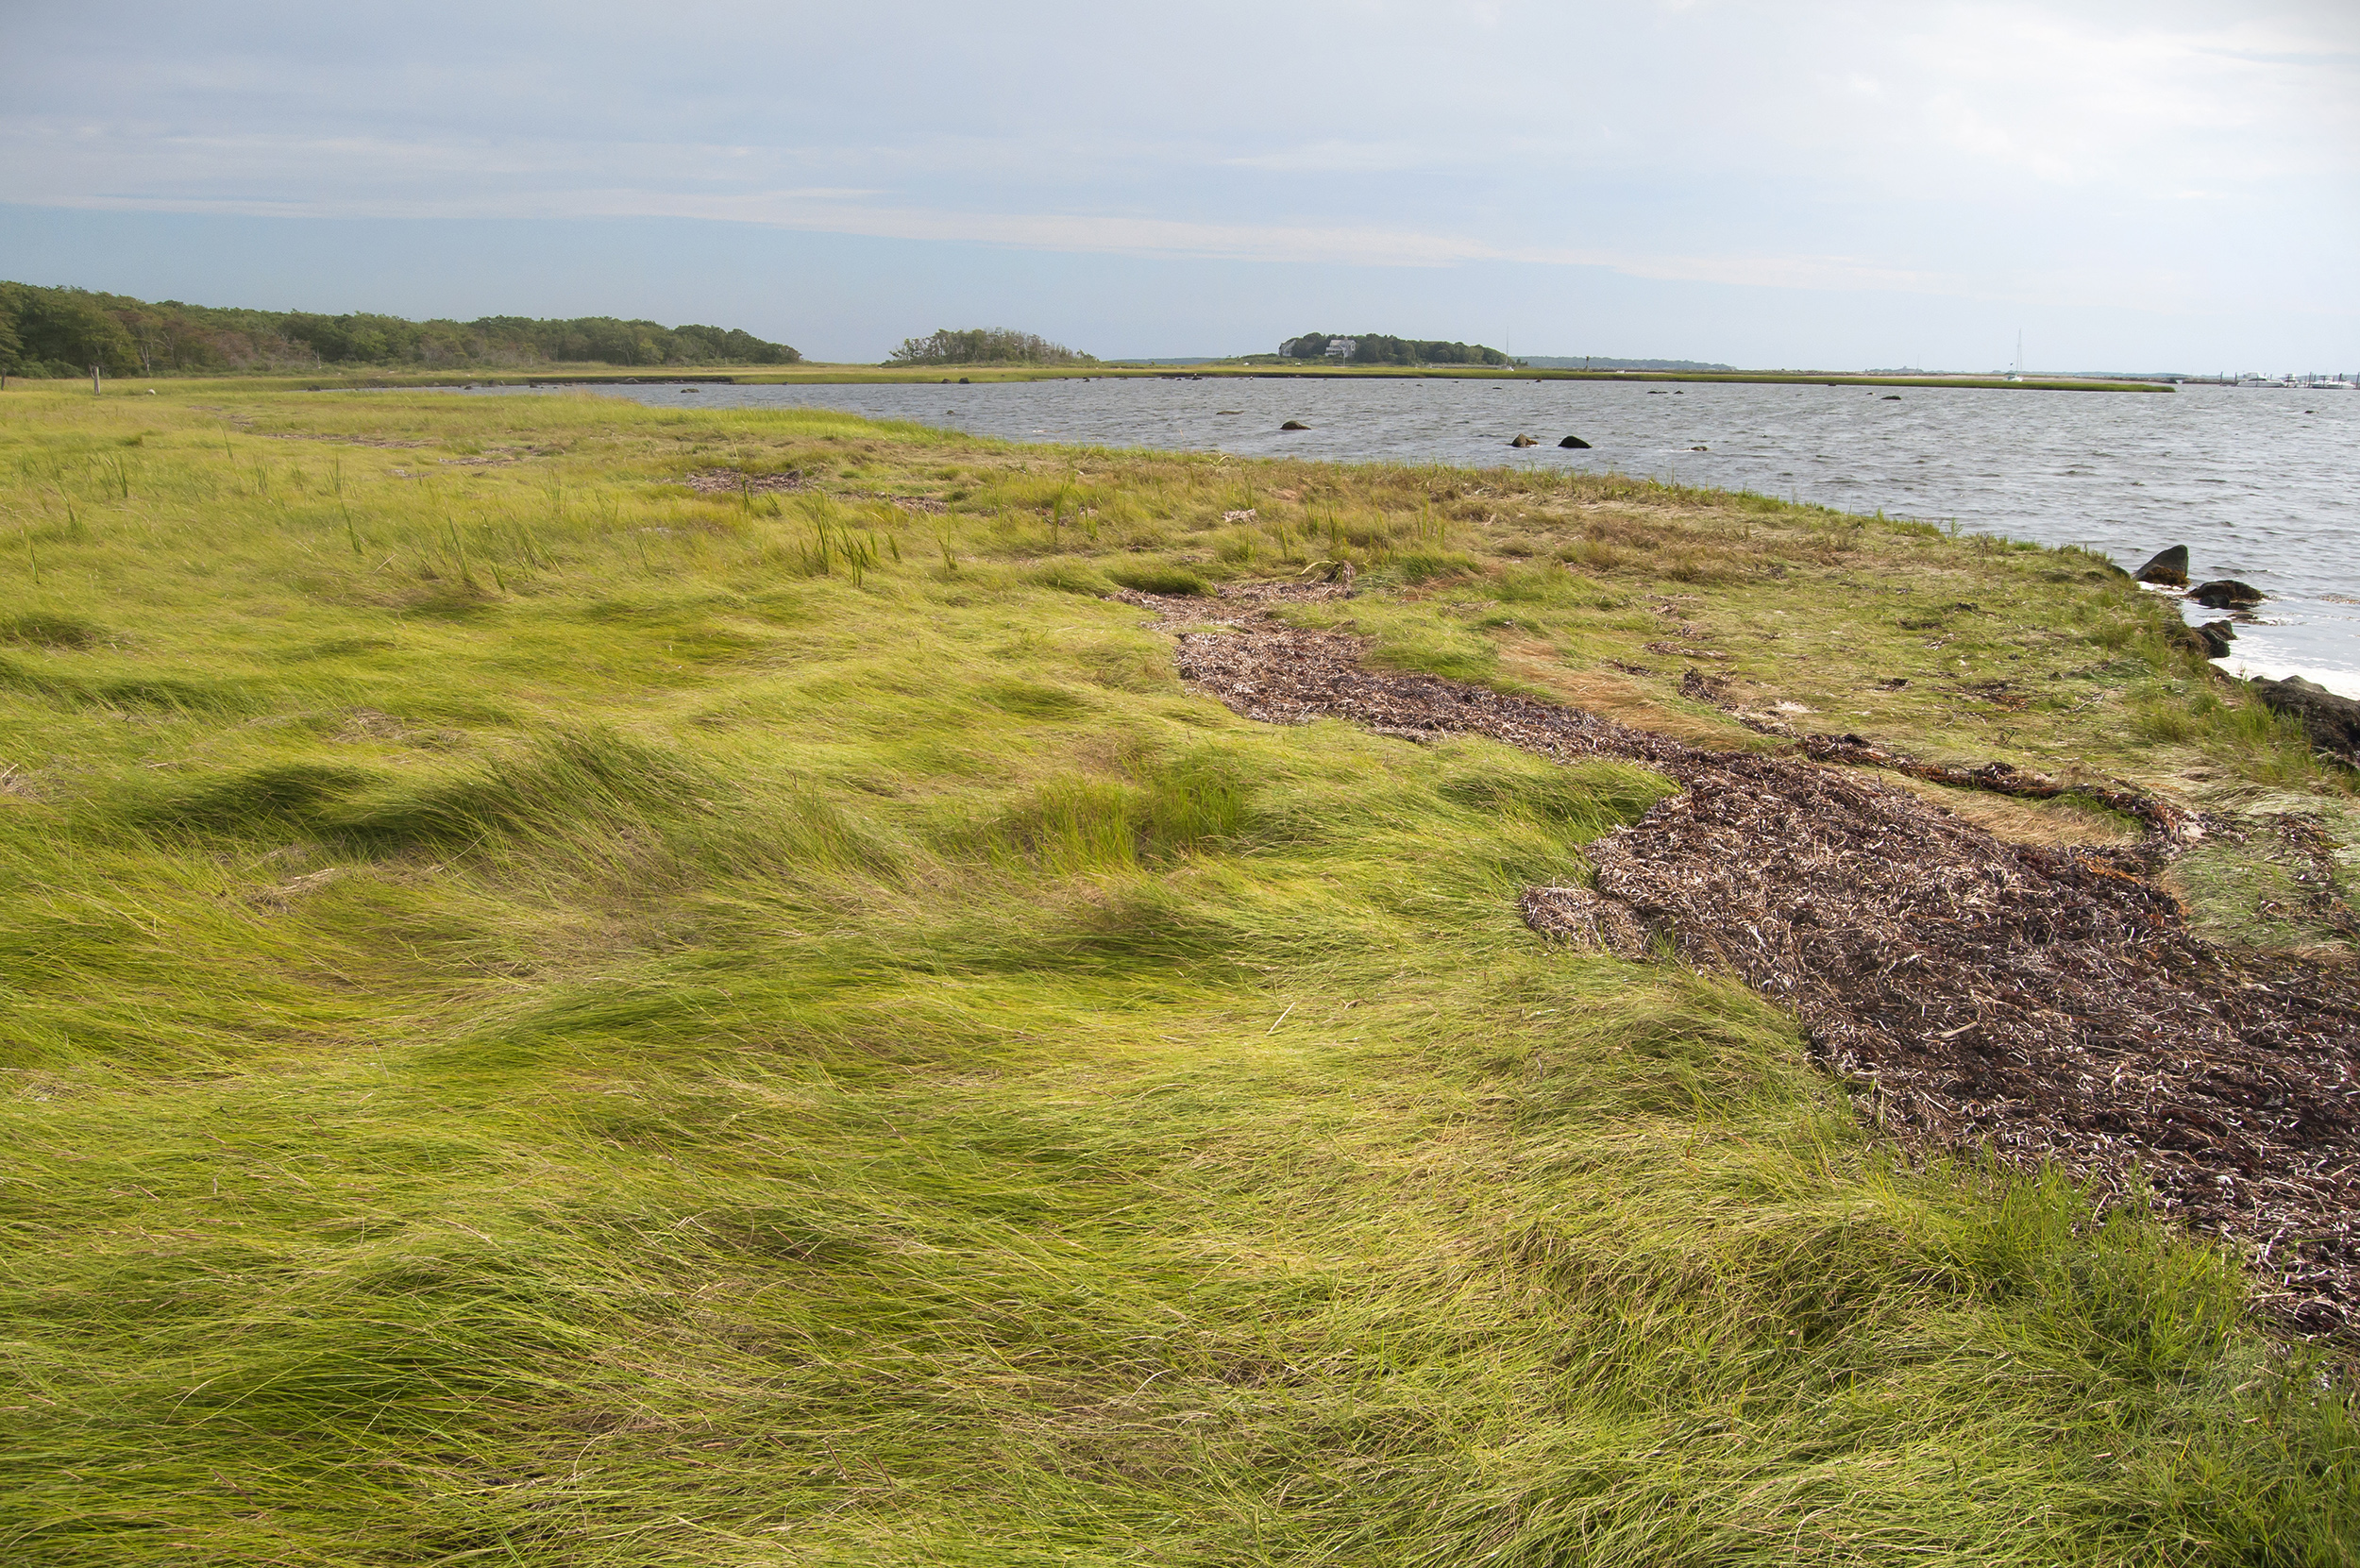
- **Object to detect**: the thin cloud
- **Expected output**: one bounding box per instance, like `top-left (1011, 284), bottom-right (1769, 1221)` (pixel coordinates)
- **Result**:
top-left (0, 0), bottom-right (2352, 362)
top-left (1222, 141), bottom-right (1441, 174)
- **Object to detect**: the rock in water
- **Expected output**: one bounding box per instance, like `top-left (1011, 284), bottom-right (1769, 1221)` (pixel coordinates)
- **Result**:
top-left (2193, 619), bottom-right (2236, 657)
top-left (2132, 546), bottom-right (2190, 586)
top-left (1280, 419), bottom-right (1310, 431)
top-left (2252, 677), bottom-right (2360, 766)
top-left (1509, 434), bottom-right (1537, 447)
top-left (1559, 435), bottom-right (1592, 448)
top-left (2189, 579), bottom-right (2265, 609)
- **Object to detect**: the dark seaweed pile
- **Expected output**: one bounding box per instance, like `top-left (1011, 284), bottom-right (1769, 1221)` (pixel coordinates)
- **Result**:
top-left (1145, 586), bottom-right (2360, 1335)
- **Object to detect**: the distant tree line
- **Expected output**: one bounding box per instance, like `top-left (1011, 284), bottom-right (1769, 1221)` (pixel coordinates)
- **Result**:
top-left (1520, 356), bottom-right (1737, 372)
top-left (0, 281), bottom-right (801, 378)
top-left (1279, 331), bottom-right (1510, 367)
top-left (886, 329), bottom-right (1093, 367)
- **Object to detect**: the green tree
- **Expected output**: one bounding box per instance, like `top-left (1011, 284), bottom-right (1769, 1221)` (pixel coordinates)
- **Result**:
top-left (0, 284), bottom-right (140, 376)
top-left (887, 328), bottom-right (1090, 366)
top-left (0, 283), bottom-right (800, 374)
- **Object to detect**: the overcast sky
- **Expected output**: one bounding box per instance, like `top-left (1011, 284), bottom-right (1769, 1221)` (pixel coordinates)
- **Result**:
top-left (2, 0), bottom-right (2352, 368)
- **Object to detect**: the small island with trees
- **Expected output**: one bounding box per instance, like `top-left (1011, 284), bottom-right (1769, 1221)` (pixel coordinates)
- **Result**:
top-left (1277, 331), bottom-right (1510, 366)
top-left (885, 328), bottom-right (1095, 367)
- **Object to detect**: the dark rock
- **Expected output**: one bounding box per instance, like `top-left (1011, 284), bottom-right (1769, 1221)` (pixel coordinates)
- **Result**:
top-left (2166, 618), bottom-right (2221, 657)
top-left (1509, 434), bottom-right (1537, 447)
top-left (2132, 546), bottom-right (2190, 586)
top-left (2192, 619), bottom-right (2236, 657)
top-left (1559, 435), bottom-right (1592, 448)
top-left (2252, 677), bottom-right (2360, 765)
top-left (2189, 579), bottom-right (2265, 609)
top-left (1881, 395), bottom-right (1901, 400)
top-left (1280, 419), bottom-right (1310, 431)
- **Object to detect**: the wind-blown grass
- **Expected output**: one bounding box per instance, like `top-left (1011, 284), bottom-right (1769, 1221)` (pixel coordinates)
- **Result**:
top-left (0, 381), bottom-right (2352, 1564)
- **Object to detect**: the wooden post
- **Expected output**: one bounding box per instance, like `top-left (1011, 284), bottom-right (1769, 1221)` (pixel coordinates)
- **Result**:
top-left (93, 364), bottom-right (102, 396)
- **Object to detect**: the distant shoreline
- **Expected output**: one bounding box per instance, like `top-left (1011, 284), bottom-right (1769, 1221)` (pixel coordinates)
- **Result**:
top-left (35, 363), bottom-right (2174, 394)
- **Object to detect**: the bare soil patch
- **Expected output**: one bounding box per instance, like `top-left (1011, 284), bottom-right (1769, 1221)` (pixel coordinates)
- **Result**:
top-left (683, 468), bottom-right (952, 515)
top-left (1138, 582), bottom-right (2360, 1336)
top-left (848, 492), bottom-right (952, 515)
top-left (683, 467), bottom-right (808, 495)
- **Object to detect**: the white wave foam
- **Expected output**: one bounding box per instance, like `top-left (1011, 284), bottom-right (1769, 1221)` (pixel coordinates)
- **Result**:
top-left (2213, 655), bottom-right (2360, 700)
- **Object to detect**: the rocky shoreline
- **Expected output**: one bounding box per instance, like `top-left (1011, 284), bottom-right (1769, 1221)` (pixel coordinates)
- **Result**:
top-left (2133, 544), bottom-right (2360, 763)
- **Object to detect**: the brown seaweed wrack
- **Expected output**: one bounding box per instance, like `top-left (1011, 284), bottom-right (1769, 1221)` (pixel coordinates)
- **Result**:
top-left (1143, 583), bottom-right (2360, 1338)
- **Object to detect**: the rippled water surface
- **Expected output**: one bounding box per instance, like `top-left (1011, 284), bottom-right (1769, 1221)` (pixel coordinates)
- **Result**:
top-left (495, 377), bottom-right (2360, 690)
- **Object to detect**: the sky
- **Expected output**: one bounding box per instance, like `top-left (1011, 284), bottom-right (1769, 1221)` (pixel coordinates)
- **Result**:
top-left (1, 0), bottom-right (2353, 370)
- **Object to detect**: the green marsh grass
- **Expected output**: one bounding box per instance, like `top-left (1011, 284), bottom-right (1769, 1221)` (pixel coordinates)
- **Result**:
top-left (0, 382), bottom-right (2352, 1564)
